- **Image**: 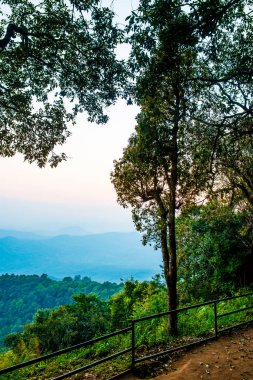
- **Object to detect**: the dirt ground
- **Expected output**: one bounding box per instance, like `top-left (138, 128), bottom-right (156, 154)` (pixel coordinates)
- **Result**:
top-left (122, 325), bottom-right (253, 380)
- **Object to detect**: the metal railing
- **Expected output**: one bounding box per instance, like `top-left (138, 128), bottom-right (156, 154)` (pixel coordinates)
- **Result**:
top-left (132, 291), bottom-right (253, 365)
top-left (0, 291), bottom-right (253, 379)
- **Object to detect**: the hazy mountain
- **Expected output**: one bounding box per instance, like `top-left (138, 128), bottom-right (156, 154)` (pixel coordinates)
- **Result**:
top-left (0, 231), bottom-right (162, 282)
top-left (52, 226), bottom-right (90, 236)
top-left (0, 229), bottom-right (47, 240)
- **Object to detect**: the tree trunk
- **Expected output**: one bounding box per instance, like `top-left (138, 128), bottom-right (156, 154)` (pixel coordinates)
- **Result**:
top-left (168, 200), bottom-right (178, 336)
top-left (160, 218), bottom-right (172, 335)
top-left (167, 95), bottom-right (179, 336)
top-left (158, 197), bottom-right (178, 336)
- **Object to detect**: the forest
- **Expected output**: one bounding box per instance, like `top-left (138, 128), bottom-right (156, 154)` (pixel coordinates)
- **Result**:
top-left (0, 0), bottom-right (252, 377)
top-left (0, 264), bottom-right (252, 378)
top-left (0, 274), bottom-right (122, 347)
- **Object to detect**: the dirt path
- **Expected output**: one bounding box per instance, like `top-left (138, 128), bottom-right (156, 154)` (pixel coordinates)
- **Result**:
top-left (122, 325), bottom-right (253, 380)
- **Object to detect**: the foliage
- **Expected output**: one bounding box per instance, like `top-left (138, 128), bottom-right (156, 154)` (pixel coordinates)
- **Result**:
top-left (2, 278), bottom-right (165, 355)
top-left (0, 274), bottom-right (122, 347)
top-left (4, 293), bottom-right (109, 354)
top-left (211, 132), bottom-right (253, 208)
top-left (187, 0), bottom-right (253, 203)
top-left (0, 0), bottom-right (126, 166)
top-left (0, 276), bottom-right (252, 379)
top-left (110, 276), bottom-right (165, 330)
top-left (177, 203), bottom-right (253, 302)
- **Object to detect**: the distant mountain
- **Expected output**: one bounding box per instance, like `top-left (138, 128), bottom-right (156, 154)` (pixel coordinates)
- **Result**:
top-left (53, 226), bottom-right (90, 236)
top-left (0, 232), bottom-right (162, 282)
top-left (0, 229), bottom-right (47, 240)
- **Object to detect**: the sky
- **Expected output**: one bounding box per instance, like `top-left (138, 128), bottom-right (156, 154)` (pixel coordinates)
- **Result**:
top-left (0, 0), bottom-right (140, 235)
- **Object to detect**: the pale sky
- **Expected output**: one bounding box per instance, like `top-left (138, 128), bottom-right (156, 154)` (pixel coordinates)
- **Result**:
top-left (0, 0), bottom-right (140, 234)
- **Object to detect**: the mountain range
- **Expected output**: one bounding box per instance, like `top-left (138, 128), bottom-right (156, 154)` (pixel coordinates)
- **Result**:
top-left (0, 230), bottom-right (162, 282)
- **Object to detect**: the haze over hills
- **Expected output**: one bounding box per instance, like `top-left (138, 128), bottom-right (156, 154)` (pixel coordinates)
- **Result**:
top-left (0, 230), bottom-right (162, 282)
top-left (0, 229), bottom-right (48, 240)
top-left (0, 226), bottom-right (89, 239)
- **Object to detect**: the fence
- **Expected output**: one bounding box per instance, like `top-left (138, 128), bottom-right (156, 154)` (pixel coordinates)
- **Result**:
top-left (0, 292), bottom-right (253, 379)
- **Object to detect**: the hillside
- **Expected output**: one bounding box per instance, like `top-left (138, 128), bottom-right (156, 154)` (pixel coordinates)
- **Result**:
top-left (0, 231), bottom-right (162, 282)
top-left (0, 274), bottom-right (122, 347)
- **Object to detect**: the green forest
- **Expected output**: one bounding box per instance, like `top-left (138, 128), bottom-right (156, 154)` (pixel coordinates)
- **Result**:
top-left (0, 274), bottom-right (122, 347)
top-left (0, 268), bottom-right (252, 379)
top-left (0, 0), bottom-right (252, 378)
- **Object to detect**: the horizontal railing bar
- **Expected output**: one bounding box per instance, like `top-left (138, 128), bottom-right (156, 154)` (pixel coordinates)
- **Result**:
top-left (216, 292), bottom-right (253, 303)
top-left (135, 318), bottom-right (253, 365)
top-left (0, 326), bottom-right (132, 375)
top-left (133, 301), bottom-right (215, 322)
top-left (135, 336), bottom-right (216, 363)
top-left (218, 305), bottom-right (253, 318)
top-left (218, 319), bottom-right (253, 334)
top-left (132, 292), bottom-right (253, 323)
top-left (53, 348), bottom-right (132, 380)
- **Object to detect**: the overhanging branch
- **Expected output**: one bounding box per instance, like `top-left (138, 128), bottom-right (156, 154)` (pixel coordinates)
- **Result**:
top-left (0, 23), bottom-right (28, 49)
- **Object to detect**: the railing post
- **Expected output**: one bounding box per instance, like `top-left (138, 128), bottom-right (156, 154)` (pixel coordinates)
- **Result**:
top-left (131, 320), bottom-right (135, 370)
top-left (214, 301), bottom-right (218, 337)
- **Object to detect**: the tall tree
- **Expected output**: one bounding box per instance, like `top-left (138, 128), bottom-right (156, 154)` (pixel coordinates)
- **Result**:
top-left (0, 0), bottom-right (126, 166)
top-left (112, 0), bottom-right (252, 334)
top-left (111, 106), bottom-right (202, 335)
top-left (113, 0), bottom-right (204, 335)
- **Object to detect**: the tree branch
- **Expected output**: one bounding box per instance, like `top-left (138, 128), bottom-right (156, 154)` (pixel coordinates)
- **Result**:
top-left (0, 23), bottom-right (28, 49)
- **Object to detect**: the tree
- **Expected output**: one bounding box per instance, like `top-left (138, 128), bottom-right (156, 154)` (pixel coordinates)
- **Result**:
top-left (109, 278), bottom-right (164, 330)
top-left (0, 0), bottom-right (125, 166)
top-left (109, 279), bottom-right (150, 330)
top-left (111, 107), bottom-right (202, 335)
top-left (5, 293), bottom-right (110, 354)
top-left (177, 202), bottom-right (253, 302)
top-left (188, 0), bottom-right (253, 201)
top-left (113, 0), bottom-right (203, 335)
top-left (112, 0), bottom-right (252, 335)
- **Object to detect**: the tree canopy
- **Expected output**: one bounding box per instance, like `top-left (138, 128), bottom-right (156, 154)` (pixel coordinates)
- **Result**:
top-left (0, 0), bottom-right (126, 166)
